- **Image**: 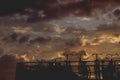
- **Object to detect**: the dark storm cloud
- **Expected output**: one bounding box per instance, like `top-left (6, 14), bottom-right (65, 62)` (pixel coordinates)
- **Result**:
top-left (113, 8), bottom-right (120, 17)
top-left (1, 31), bottom-right (29, 44)
top-left (0, 0), bottom-right (120, 20)
top-left (2, 32), bottom-right (18, 43)
top-left (65, 37), bottom-right (82, 47)
top-left (0, 48), bottom-right (4, 55)
top-left (96, 24), bottom-right (120, 34)
top-left (18, 35), bottom-right (29, 43)
top-left (10, 33), bottom-right (18, 40)
top-left (30, 36), bottom-right (51, 44)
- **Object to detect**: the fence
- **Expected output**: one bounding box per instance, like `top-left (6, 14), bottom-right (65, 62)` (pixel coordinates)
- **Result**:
top-left (16, 59), bottom-right (120, 80)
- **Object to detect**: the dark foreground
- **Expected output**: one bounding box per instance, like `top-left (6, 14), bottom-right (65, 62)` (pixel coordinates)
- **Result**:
top-left (16, 58), bottom-right (120, 80)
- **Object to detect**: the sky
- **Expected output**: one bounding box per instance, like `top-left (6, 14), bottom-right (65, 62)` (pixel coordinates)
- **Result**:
top-left (0, 1), bottom-right (120, 80)
top-left (0, 0), bottom-right (120, 61)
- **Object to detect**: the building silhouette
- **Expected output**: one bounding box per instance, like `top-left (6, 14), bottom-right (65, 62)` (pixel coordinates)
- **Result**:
top-left (16, 55), bottom-right (120, 80)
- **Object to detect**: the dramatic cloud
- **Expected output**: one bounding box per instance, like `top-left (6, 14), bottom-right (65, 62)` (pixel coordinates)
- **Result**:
top-left (18, 35), bottom-right (29, 43)
top-left (30, 36), bottom-right (51, 44)
top-left (0, 0), bottom-right (120, 20)
top-left (95, 24), bottom-right (120, 34)
top-left (0, 0), bottom-right (120, 61)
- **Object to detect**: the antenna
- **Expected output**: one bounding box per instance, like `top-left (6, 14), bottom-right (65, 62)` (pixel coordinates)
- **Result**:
top-left (96, 54), bottom-right (98, 60)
